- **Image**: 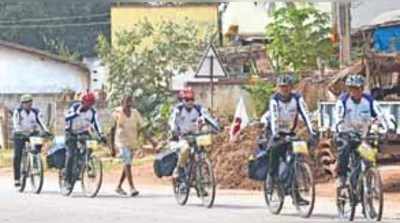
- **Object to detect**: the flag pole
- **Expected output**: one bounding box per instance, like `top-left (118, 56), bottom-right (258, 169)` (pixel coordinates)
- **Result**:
top-left (210, 48), bottom-right (214, 115)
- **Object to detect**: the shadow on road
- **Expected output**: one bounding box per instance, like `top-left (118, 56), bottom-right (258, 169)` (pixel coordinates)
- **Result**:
top-left (281, 212), bottom-right (336, 220)
top-left (68, 193), bottom-right (174, 199)
top-left (187, 203), bottom-right (265, 210)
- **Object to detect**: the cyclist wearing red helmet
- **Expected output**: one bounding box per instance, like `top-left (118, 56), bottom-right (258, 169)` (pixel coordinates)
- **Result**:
top-left (64, 91), bottom-right (106, 189)
top-left (169, 87), bottom-right (220, 179)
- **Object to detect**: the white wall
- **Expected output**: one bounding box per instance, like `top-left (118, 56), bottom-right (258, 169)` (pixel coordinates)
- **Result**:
top-left (83, 57), bottom-right (107, 91)
top-left (222, 2), bottom-right (332, 36)
top-left (0, 46), bottom-right (89, 94)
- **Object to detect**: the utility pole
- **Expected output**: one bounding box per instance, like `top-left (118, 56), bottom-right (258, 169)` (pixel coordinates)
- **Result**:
top-left (336, 1), bottom-right (352, 67)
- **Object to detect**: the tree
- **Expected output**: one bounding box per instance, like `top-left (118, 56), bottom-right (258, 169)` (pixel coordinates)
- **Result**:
top-left (243, 81), bottom-right (275, 117)
top-left (96, 18), bottom-right (215, 137)
top-left (266, 3), bottom-right (334, 74)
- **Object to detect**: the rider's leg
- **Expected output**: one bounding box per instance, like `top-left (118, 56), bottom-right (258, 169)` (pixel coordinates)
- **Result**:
top-left (335, 134), bottom-right (351, 187)
top-left (173, 140), bottom-right (190, 178)
top-left (64, 133), bottom-right (77, 184)
top-left (268, 138), bottom-right (285, 178)
top-left (13, 134), bottom-right (25, 186)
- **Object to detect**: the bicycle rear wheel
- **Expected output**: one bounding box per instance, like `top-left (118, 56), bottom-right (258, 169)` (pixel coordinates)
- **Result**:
top-left (197, 158), bottom-right (216, 208)
top-left (30, 155), bottom-right (44, 194)
top-left (362, 168), bottom-right (383, 221)
top-left (81, 156), bottom-right (103, 198)
top-left (292, 161), bottom-right (315, 218)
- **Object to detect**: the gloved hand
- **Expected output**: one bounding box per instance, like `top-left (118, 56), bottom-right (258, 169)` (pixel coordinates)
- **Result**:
top-left (308, 132), bottom-right (319, 148)
top-left (44, 131), bottom-right (54, 138)
top-left (171, 130), bottom-right (180, 141)
top-left (100, 135), bottom-right (108, 144)
top-left (110, 147), bottom-right (116, 158)
top-left (272, 134), bottom-right (280, 141)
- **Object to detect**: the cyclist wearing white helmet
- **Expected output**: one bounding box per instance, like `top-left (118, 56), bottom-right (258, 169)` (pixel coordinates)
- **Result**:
top-left (334, 73), bottom-right (388, 188)
top-left (12, 94), bottom-right (50, 188)
top-left (268, 74), bottom-right (317, 205)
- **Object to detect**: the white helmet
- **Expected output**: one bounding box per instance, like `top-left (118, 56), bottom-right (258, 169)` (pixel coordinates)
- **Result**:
top-left (345, 74), bottom-right (365, 87)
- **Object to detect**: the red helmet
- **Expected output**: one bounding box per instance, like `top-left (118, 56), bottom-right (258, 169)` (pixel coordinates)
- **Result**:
top-left (81, 91), bottom-right (96, 107)
top-left (183, 87), bottom-right (194, 100)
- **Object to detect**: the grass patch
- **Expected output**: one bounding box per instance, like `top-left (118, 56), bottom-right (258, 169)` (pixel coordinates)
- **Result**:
top-left (0, 149), bottom-right (13, 168)
top-left (100, 155), bottom-right (155, 172)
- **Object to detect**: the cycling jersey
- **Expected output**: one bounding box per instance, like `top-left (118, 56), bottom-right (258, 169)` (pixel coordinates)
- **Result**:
top-left (65, 102), bottom-right (102, 135)
top-left (169, 104), bottom-right (219, 135)
top-left (269, 93), bottom-right (315, 136)
top-left (334, 93), bottom-right (388, 133)
top-left (12, 107), bottom-right (48, 135)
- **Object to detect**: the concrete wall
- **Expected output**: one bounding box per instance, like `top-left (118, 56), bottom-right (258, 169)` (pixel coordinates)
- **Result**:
top-left (111, 4), bottom-right (218, 46)
top-left (0, 45), bottom-right (89, 94)
top-left (188, 81), bottom-right (256, 117)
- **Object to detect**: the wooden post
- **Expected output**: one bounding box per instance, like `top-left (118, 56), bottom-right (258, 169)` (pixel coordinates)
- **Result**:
top-left (337, 1), bottom-right (352, 67)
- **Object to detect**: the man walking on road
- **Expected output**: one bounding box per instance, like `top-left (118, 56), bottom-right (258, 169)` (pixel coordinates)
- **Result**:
top-left (111, 96), bottom-right (144, 197)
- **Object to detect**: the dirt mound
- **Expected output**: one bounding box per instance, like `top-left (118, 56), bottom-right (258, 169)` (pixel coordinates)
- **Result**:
top-left (208, 124), bottom-right (334, 190)
top-left (209, 126), bottom-right (263, 190)
top-left (382, 169), bottom-right (400, 193)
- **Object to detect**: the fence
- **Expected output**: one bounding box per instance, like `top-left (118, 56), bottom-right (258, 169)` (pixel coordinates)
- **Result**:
top-left (0, 94), bottom-right (112, 150)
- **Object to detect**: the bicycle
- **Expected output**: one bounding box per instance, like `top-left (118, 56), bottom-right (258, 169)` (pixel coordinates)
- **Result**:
top-left (59, 132), bottom-right (103, 198)
top-left (336, 121), bottom-right (384, 221)
top-left (264, 132), bottom-right (316, 218)
top-left (18, 132), bottom-right (52, 194)
top-left (172, 130), bottom-right (216, 208)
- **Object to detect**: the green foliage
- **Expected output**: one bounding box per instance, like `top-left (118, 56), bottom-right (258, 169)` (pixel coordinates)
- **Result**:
top-left (265, 3), bottom-right (334, 73)
top-left (96, 18), bottom-right (216, 135)
top-left (243, 81), bottom-right (275, 117)
top-left (43, 37), bottom-right (81, 62)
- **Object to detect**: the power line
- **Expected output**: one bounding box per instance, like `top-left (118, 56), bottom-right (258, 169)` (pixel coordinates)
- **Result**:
top-left (0, 13), bottom-right (110, 24)
top-left (0, 21), bottom-right (110, 29)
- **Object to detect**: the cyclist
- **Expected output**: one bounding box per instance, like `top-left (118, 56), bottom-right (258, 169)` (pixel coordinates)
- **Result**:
top-left (12, 94), bottom-right (50, 188)
top-left (169, 87), bottom-right (220, 179)
top-left (334, 74), bottom-right (388, 188)
top-left (64, 91), bottom-right (107, 190)
top-left (268, 74), bottom-right (317, 205)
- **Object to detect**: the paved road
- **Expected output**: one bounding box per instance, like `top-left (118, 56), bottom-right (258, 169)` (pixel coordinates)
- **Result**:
top-left (0, 175), bottom-right (399, 223)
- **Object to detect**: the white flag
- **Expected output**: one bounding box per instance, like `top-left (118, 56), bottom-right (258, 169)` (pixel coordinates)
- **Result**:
top-left (230, 97), bottom-right (249, 141)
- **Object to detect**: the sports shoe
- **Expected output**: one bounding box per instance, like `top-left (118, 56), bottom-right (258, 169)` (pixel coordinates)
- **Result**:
top-left (14, 180), bottom-right (21, 187)
top-left (129, 188), bottom-right (139, 197)
top-left (115, 187), bottom-right (127, 196)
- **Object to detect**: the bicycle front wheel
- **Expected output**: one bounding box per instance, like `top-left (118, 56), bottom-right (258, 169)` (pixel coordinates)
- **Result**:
top-left (81, 156), bottom-right (103, 198)
top-left (362, 168), bottom-right (383, 221)
top-left (29, 155), bottom-right (44, 194)
top-left (197, 158), bottom-right (216, 208)
top-left (292, 161), bottom-right (315, 218)
top-left (59, 169), bottom-right (74, 196)
top-left (264, 174), bottom-right (285, 215)
top-left (336, 185), bottom-right (355, 221)
top-left (18, 152), bottom-right (28, 193)
top-left (173, 165), bottom-right (191, 206)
